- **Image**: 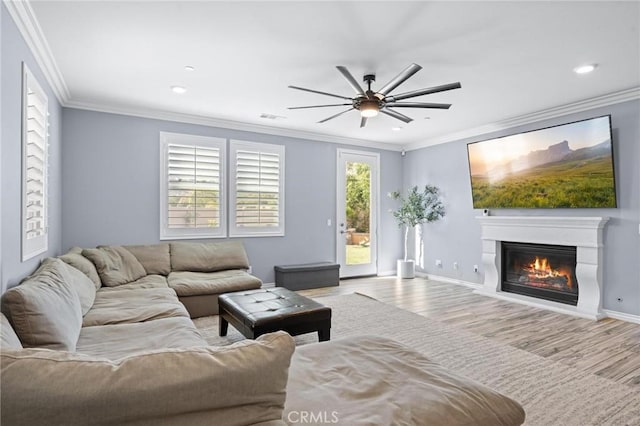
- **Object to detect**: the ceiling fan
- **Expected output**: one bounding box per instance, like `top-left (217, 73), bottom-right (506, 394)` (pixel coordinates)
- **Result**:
top-left (288, 63), bottom-right (461, 128)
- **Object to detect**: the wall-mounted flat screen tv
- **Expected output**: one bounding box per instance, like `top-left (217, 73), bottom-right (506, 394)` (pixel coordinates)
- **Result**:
top-left (467, 115), bottom-right (616, 209)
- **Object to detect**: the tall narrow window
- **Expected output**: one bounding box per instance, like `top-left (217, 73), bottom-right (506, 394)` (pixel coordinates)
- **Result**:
top-left (229, 140), bottom-right (285, 237)
top-left (160, 132), bottom-right (226, 239)
top-left (22, 64), bottom-right (49, 261)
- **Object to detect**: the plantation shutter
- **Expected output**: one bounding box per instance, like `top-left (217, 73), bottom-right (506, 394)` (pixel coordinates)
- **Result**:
top-left (22, 64), bottom-right (49, 261)
top-left (230, 141), bottom-right (285, 236)
top-left (160, 133), bottom-right (226, 239)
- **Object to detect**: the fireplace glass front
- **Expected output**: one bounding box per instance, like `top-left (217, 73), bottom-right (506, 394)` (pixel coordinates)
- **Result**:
top-left (501, 242), bottom-right (578, 305)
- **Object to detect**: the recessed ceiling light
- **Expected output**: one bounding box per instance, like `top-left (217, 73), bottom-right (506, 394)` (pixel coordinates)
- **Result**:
top-left (171, 85), bottom-right (187, 94)
top-left (574, 64), bottom-right (597, 74)
top-left (184, 66), bottom-right (195, 72)
top-left (392, 127), bottom-right (403, 131)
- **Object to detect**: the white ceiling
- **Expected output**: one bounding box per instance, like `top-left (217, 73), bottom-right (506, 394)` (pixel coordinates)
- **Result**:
top-left (27, 1), bottom-right (640, 149)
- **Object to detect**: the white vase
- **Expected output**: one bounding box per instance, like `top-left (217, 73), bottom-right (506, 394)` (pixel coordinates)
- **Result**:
top-left (397, 260), bottom-right (415, 279)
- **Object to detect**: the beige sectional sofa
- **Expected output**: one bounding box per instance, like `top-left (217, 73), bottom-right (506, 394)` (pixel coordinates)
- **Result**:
top-left (2, 240), bottom-right (260, 357)
top-left (0, 241), bottom-right (525, 426)
top-left (63, 240), bottom-right (262, 318)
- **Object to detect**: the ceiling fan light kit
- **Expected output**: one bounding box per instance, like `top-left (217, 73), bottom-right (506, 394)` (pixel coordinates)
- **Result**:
top-left (288, 63), bottom-right (461, 128)
top-left (359, 100), bottom-right (379, 118)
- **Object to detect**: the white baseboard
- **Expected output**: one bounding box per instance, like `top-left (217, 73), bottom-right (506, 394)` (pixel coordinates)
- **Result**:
top-left (416, 272), bottom-right (482, 290)
top-left (262, 282), bottom-right (276, 288)
top-left (603, 309), bottom-right (640, 325)
top-left (376, 270), bottom-right (397, 277)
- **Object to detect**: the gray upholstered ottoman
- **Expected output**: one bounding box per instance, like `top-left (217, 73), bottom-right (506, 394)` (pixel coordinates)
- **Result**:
top-left (274, 262), bottom-right (340, 290)
top-left (218, 288), bottom-right (331, 341)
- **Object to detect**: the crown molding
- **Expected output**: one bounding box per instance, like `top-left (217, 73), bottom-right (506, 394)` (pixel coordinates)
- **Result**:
top-left (65, 99), bottom-right (402, 152)
top-left (3, 0), bottom-right (70, 103)
top-left (7, 0), bottom-right (637, 153)
top-left (405, 86), bottom-right (640, 151)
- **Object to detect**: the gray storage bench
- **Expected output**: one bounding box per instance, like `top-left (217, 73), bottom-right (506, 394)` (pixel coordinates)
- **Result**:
top-left (274, 262), bottom-right (340, 290)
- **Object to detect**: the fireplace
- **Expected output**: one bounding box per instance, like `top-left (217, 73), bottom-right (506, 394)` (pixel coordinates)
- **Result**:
top-left (476, 216), bottom-right (608, 320)
top-left (502, 242), bottom-right (578, 305)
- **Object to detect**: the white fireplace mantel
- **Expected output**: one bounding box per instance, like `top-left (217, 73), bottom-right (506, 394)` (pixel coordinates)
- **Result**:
top-left (474, 216), bottom-right (609, 320)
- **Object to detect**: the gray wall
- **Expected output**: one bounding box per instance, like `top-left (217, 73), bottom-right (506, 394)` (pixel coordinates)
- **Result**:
top-left (404, 100), bottom-right (640, 315)
top-left (1, 3), bottom-right (4, 290)
top-left (61, 108), bottom-right (403, 283)
top-left (1, 4), bottom-right (63, 291)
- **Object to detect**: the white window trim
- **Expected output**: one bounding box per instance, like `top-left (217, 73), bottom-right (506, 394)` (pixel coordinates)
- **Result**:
top-left (21, 63), bottom-right (49, 261)
top-left (229, 140), bottom-right (285, 237)
top-left (159, 132), bottom-right (227, 240)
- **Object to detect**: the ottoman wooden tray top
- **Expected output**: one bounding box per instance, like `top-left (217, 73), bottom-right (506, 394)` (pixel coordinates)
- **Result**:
top-left (218, 288), bottom-right (331, 341)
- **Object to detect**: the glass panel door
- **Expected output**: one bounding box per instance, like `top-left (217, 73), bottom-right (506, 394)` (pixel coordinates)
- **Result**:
top-left (336, 149), bottom-right (378, 277)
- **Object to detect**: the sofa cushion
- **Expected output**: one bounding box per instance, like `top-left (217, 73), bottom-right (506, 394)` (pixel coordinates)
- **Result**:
top-left (124, 243), bottom-right (171, 276)
top-left (60, 261), bottom-right (96, 316)
top-left (76, 316), bottom-right (207, 359)
top-left (96, 274), bottom-right (169, 292)
top-left (1, 258), bottom-right (83, 351)
top-left (1, 332), bottom-right (294, 426)
top-left (286, 335), bottom-right (526, 426)
top-left (168, 270), bottom-right (262, 297)
top-left (170, 241), bottom-right (250, 272)
top-left (82, 246), bottom-right (146, 287)
top-left (82, 288), bottom-right (188, 327)
top-left (1, 313), bottom-right (22, 349)
top-left (58, 247), bottom-right (101, 289)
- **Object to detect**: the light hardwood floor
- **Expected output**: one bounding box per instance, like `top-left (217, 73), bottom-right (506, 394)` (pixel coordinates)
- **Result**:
top-left (298, 276), bottom-right (640, 388)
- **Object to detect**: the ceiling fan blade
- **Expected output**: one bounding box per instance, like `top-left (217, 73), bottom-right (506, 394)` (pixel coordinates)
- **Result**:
top-left (377, 63), bottom-right (422, 96)
top-left (384, 102), bottom-right (451, 109)
top-left (386, 82), bottom-right (462, 102)
top-left (360, 116), bottom-right (367, 128)
top-left (336, 66), bottom-right (366, 96)
top-left (288, 85), bottom-right (353, 101)
top-left (381, 108), bottom-right (413, 123)
top-left (318, 108), bottom-right (354, 123)
top-left (288, 103), bottom-right (352, 110)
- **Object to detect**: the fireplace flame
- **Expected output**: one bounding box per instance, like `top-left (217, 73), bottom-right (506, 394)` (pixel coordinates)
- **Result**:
top-left (533, 257), bottom-right (550, 273)
top-left (526, 256), bottom-right (573, 289)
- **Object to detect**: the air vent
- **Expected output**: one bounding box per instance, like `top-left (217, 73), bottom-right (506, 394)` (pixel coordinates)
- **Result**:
top-left (260, 113), bottom-right (286, 120)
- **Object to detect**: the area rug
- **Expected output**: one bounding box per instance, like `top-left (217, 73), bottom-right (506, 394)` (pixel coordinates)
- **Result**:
top-left (193, 293), bottom-right (640, 426)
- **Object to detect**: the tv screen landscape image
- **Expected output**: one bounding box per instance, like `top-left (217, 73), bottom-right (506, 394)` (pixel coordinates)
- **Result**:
top-left (467, 115), bottom-right (616, 209)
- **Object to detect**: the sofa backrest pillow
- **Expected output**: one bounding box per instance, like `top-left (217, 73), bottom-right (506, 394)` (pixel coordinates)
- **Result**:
top-left (82, 246), bottom-right (146, 287)
top-left (59, 261), bottom-right (96, 316)
top-left (171, 241), bottom-right (250, 273)
top-left (1, 331), bottom-right (295, 426)
top-left (58, 247), bottom-right (101, 289)
top-left (1, 258), bottom-right (83, 351)
top-left (124, 243), bottom-right (171, 276)
top-left (1, 313), bottom-right (23, 350)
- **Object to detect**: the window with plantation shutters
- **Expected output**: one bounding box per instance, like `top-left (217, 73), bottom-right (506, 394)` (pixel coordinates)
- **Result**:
top-left (229, 141), bottom-right (285, 237)
top-left (160, 133), bottom-right (226, 239)
top-left (22, 64), bottom-right (49, 261)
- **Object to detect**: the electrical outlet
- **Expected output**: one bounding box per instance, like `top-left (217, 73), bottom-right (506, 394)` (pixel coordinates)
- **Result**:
top-left (248, 265), bottom-right (253, 274)
top-left (473, 264), bottom-right (479, 273)
top-left (453, 262), bottom-right (459, 270)
top-left (327, 219), bottom-right (332, 226)
top-left (435, 259), bottom-right (442, 267)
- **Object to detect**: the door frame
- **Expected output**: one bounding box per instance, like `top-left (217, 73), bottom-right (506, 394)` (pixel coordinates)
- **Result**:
top-left (336, 148), bottom-right (380, 278)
